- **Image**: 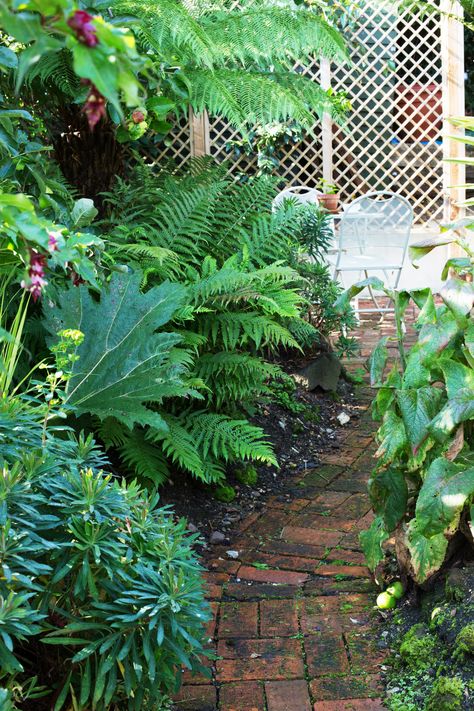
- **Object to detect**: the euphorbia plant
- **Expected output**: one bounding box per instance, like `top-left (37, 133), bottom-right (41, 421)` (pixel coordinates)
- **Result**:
top-left (337, 228), bottom-right (474, 585)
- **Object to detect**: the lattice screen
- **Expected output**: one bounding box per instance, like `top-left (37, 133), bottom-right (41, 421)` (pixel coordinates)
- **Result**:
top-left (331, 0), bottom-right (443, 223)
top-left (143, 0), bottom-right (446, 224)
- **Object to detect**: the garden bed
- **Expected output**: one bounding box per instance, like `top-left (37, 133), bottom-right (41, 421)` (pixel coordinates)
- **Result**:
top-left (159, 370), bottom-right (361, 549)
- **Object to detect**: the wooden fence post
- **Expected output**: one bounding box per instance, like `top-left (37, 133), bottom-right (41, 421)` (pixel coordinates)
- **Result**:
top-left (441, 0), bottom-right (465, 233)
top-left (190, 109), bottom-right (210, 157)
top-left (320, 58), bottom-right (333, 183)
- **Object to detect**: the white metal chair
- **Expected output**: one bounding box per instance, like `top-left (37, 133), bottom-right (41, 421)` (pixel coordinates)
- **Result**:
top-left (330, 191), bottom-right (413, 314)
top-left (272, 185), bottom-right (320, 211)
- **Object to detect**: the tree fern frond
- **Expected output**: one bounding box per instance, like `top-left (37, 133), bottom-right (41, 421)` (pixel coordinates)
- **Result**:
top-left (199, 7), bottom-right (348, 66)
top-left (113, 0), bottom-right (218, 66)
top-left (23, 49), bottom-right (80, 97)
top-left (188, 68), bottom-right (315, 129)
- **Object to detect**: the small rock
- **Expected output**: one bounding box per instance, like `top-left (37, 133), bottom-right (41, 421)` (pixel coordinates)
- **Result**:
top-left (209, 531), bottom-right (226, 545)
top-left (337, 412), bottom-right (351, 425)
top-left (226, 550), bottom-right (239, 559)
top-left (187, 523), bottom-right (198, 533)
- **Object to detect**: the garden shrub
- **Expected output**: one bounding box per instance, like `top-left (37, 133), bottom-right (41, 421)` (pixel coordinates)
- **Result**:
top-left (337, 228), bottom-right (474, 584)
top-left (0, 396), bottom-right (210, 710)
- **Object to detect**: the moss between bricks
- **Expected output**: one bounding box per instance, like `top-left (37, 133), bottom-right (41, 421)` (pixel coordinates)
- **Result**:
top-left (381, 567), bottom-right (474, 711)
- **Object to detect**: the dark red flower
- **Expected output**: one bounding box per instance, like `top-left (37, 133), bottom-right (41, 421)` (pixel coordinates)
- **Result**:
top-left (83, 84), bottom-right (107, 130)
top-left (67, 10), bottom-right (99, 47)
top-left (131, 110), bottom-right (145, 124)
top-left (21, 250), bottom-right (48, 302)
top-left (70, 269), bottom-right (85, 287)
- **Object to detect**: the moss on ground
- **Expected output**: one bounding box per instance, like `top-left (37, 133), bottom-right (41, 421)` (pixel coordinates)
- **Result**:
top-left (382, 567), bottom-right (474, 711)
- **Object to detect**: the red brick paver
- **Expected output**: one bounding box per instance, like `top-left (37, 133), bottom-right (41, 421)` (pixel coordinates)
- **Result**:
top-left (174, 349), bottom-right (391, 710)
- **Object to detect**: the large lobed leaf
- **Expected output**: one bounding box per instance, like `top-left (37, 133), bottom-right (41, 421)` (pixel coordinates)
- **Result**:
top-left (44, 272), bottom-right (190, 431)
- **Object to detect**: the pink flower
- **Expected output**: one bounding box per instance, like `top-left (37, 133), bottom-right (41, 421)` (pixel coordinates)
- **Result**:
top-left (21, 251), bottom-right (48, 302)
top-left (83, 84), bottom-right (107, 130)
top-left (67, 10), bottom-right (99, 47)
top-left (48, 232), bottom-right (59, 252)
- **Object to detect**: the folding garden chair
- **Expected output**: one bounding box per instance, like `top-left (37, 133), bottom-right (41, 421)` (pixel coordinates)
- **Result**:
top-left (330, 191), bottom-right (413, 315)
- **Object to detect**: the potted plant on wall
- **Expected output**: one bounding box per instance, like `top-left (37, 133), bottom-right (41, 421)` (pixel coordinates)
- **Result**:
top-left (316, 178), bottom-right (341, 213)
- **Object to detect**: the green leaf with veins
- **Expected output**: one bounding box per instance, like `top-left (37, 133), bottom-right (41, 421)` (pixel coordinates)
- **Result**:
top-left (367, 336), bottom-right (389, 387)
top-left (405, 519), bottom-right (448, 584)
top-left (429, 388), bottom-right (474, 440)
top-left (43, 271), bottom-right (191, 431)
top-left (360, 515), bottom-right (389, 572)
top-left (439, 360), bottom-right (474, 399)
top-left (397, 386), bottom-right (443, 456)
top-left (440, 277), bottom-right (474, 321)
top-left (416, 457), bottom-right (474, 537)
top-left (369, 466), bottom-right (408, 532)
top-left (375, 410), bottom-right (407, 465)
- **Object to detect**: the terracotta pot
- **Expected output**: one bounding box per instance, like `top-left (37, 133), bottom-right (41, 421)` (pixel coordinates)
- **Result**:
top-left (318, 193), bottom-right (340, 214)
top-left (396, 83), bottom-right (442, 141)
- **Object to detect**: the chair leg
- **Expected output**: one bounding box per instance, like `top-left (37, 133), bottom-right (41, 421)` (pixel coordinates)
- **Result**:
top-left (364, 270), bottom-right (384, 317)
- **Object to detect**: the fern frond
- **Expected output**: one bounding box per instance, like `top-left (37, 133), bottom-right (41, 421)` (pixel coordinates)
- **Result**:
top-left (187, 411), bottom-right (277, 465)
top-left (147, 415), bottom-right (207, 481)
top-left (199, 7), bottom-right (348, 66)
top-left (188, 68), bottom-right (315, 129)
top-left (94, 416), bottom-right (129, 448)
top-left (194, 351), bottom-right (281, 406)
top-left (198, 312), bottom-right (299, 350)
top-left (23, 49), bottom-right (79, 97)
top-left (119, 429), bottom-right (170, 486)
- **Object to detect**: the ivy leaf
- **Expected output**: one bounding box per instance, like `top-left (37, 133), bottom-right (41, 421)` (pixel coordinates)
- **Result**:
top-left (70, 198), bottom-right (99, 229)
top-left (43, 272), bottom-right (189, 431)
top-left (367, 336), bottom-right (389, 386)
top-left (375, 410), bottom-right (407, 465)
top-left (369, 466), bottom-right (408, 532)
top-left (429, 388), bottom-right (474, 440)
top-left (359, 515), bottom-right (389, 572)
top-left (397, 387), bottom-right (443, 456)
top-left (416, 457), bottom-right (474, 537)
top-left (405, 519), bottom-right (448, 584)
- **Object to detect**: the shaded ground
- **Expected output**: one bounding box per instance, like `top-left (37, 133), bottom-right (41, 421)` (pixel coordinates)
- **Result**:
top-left (173, 382), bottom-right (387, 711)
top-left (172, 302), bottom-right (427, 711)
top-left (159, 379), bottom-right (360, 544)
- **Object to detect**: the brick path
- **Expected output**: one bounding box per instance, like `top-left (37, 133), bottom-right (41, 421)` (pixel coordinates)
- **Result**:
top-left (174, 381), bottom-right (389, 711)
top-left (173, 304), bottom-right (418, 710)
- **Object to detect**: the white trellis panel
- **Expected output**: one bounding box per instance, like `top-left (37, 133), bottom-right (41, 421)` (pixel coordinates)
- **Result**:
top-left (141, 0), bottom-right (464, 226)
top-left (331, 0), bottom-right (444, 224)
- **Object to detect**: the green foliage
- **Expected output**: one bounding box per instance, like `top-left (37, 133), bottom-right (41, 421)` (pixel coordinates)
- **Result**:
top-left (399, 624), bottom-right (437, 671)
top-left (0, 395), bottom-right (210, 710)
top-left (43, 271), bottom-right (193, 431)
top-left (454, 623), bottom-right (474, 659)
top-left (213, 484), bottom-right (236, 503)
top-left (346, 233), bottom-right (474, 584)
top-left (426, 677), bottom-right (464, 711)
top-left (235, 465), bottom-right (258, 487)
